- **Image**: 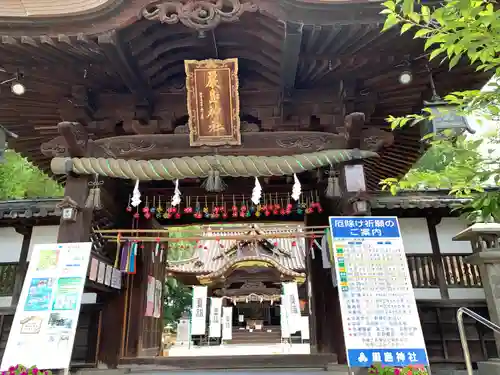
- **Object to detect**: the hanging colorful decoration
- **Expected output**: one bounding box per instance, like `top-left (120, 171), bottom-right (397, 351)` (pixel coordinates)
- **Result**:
top-left (126, 189), bottom-right (326, 221)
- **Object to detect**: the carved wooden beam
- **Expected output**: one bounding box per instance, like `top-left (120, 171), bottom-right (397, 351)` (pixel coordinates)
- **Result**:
top-left (98, 30), bottom-right (154, 116)
top-left (57, 121), bottom-right (89, 157)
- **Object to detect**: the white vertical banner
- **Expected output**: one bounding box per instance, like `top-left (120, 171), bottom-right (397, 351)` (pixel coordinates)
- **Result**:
top-left (190, 286), bottom-right (207, 335)
top-left (222, 306), bottom-right (233, 340)
top-left (280, 303), bottom-right (290, 339)
top-left (208, 297), bottom-right (222, 338)
top-left (1, 242), bottom-right (92, 371)
top-left (283, 282), bottom-right (301, 333)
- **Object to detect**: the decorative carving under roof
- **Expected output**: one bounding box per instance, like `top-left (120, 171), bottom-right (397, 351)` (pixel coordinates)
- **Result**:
top-left (141, 0), bottom-right (258, 31)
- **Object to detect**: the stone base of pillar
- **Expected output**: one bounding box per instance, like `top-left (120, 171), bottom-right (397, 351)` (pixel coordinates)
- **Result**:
top-left (478, 359), bottom-right (500, 375)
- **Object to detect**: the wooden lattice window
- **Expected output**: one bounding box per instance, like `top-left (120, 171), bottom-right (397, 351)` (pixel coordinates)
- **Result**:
top-left (0, 263), bottom-right (18, 296)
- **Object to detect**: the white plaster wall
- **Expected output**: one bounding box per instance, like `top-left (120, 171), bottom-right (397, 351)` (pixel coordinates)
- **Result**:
top-left (399, 218), bottom-right (433, 254)
top-left (27, 225), bottom-right (59, 261)
top-left (0, 227), bottom-right (23, 262)
top-left (436, 217), bottom-right (473, 254)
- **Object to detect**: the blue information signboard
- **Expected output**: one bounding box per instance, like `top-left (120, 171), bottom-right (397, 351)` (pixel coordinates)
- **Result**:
top-left (329, 216), bottom-right (429, 368)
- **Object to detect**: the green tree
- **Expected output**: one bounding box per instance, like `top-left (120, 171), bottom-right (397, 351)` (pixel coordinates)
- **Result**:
top-left (0, 150), bottom-right (63, 200)
top-left (380, 0), bottom-right (500, 221)
top-left (163, 277), bottom-right (192, 327)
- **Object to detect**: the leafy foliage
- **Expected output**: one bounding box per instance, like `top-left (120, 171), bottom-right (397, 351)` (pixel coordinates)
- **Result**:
top-left (163, 277), bottom-right (191, 327)
top-left (167, 225), bottom-right (202, 261)
top-left (380, 0), bottom-right (500, 221)
top-left (0, 150), bottom-right (63, 200)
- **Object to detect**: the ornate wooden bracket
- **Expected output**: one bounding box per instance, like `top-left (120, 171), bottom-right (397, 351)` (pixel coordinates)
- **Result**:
top-left (59, 85), bottom-right (96, 124)
top-left (343, 112), bottom-right (365, 149)
top-left (141, 0), bottom-right (258, 32)
top-left (58, 121), bottom-right (89, 157)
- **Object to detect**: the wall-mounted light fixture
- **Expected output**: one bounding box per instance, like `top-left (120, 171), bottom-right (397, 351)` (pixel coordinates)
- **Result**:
top-left (398, 70), bottom-right (413, 85)
top-left (396, 57), bottom-right (413, 85)
top-left (0, 71), bottom-right (25, 95)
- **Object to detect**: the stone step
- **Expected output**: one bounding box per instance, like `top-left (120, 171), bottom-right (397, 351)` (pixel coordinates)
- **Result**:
top-left (119, 353), bottom-right (339, 370)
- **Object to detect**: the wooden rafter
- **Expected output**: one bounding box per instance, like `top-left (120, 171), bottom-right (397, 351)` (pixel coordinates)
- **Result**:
top-left (97, 30), bottom-right (153, 111)
top-left (280, 21), bottom-right (303, 99)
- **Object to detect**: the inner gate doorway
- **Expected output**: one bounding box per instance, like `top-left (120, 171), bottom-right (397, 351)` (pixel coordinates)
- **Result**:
top-left (99, 221), bottom-right (342, 366)
top-left (161, 223), bottom-right (312, 357)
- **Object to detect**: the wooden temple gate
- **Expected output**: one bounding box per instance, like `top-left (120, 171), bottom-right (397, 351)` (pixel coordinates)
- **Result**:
top-left (0, 0), bottom-right (491, 369)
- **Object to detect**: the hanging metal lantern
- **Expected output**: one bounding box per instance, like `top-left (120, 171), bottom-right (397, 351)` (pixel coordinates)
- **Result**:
top-left (423, 100), bottom-right (475, 138)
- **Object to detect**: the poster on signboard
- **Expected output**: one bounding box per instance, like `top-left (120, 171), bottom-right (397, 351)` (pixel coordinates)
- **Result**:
top-left (329, 216), bottom-right (429, 368)
top-left (191, 286), bottom-right (207, 335)
top-left (145, 276), bottom-right (155, 317)
top-left (1, 242), bottom-right (92, 371)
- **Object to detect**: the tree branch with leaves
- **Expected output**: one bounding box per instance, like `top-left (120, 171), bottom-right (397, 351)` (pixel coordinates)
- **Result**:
top-left (380, 0), bottom-right (500, 221)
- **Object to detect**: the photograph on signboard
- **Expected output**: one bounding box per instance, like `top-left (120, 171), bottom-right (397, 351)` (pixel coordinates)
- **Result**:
top-left (36, 249), bottom-right (60, 271)
top-left (24, 277), bottom-right (54, 311)
top-left (52, 277), bottom-right (83, 311)
top-left (48, 312), bottom-right (75, 330)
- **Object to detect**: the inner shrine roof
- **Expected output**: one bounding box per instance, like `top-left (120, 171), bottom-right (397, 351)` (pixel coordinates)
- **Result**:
top-left (166, 224), bottom-right (307, 275)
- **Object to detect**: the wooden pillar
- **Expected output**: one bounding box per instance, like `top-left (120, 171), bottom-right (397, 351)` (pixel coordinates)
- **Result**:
top-left (427, 216), bottom-right (449, 299)
top-left (53, 122), bottom-right (93, 243)
top-left (57, 175), bottom-right (92, 243)
top-left (11, 225), bottom-right (32, 305)
top-left (304, 238), bottom-right (318, 352)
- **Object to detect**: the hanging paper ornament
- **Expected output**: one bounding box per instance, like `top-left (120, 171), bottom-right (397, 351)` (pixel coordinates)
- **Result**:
top-left (171, 179), bottom-right (182, 207)
top-left (291, 174), bottom-right (301, 201)
top-left (251, 177), bottom-right (262, 205)
top-left (131, 180), bottom-right (141, 207)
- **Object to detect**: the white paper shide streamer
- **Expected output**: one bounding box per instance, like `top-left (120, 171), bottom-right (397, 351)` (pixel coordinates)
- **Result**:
top-left (291, 173), bottom-right (302, 201)
top-left (251, 177), bottom-right (262, 205)
top-left (131, 180), bottom-right (141, 207)
top-left (171, 179), bottom-right (181, 207)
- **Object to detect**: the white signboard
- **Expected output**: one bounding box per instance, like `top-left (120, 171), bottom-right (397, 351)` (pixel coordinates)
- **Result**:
top-left (222, 306), bottom-right (233, 340)
top-left (208, 298), bottom-right (222, 338)
top-left (1, 242), bottom-right (92, 371)
top-left (282, 282), bottom-right (301, 333)
top-left (329, 216), bottom-right (429, 368)
top-left (190, 286), bottom-right (207, 335)
top-left (280, 303), bottom-right (290, 339)
top-left (176, 318), bottom-right (190, 346)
